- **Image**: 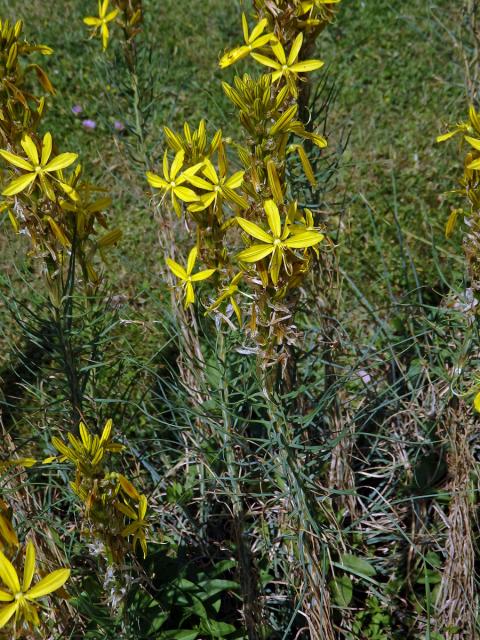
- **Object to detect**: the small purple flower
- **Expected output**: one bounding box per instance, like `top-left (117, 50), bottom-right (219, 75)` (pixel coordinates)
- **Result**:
top-left (82, 119), bottom-right (97, 130)
top-left (71, 104), bottom-right (83, 115)
top-left (357, 369), bottom-right (372, 385)
top-left (114, 120), bottom-right (125, 132)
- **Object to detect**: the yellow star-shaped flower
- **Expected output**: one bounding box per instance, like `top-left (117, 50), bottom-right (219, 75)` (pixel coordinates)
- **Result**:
top-left (83, 0), bottom-right (120, 50)
top-left (0, 541), bottom-right (70, 630)
top-left (166, 246), bottom-right (215, 308)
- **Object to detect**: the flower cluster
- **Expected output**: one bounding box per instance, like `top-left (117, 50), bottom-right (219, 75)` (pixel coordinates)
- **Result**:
top-left (148, 3), bottom-right (338, 363)
top-left (437, 105), bottom-right (480, 291)
top-left (46, 419), bottom-right (149, 561)
top-left (0, 18), bottom-right (121, 299)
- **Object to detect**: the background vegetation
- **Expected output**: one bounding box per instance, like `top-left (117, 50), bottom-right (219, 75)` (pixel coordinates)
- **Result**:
top-left (1, 1), bottom-right (479, 639)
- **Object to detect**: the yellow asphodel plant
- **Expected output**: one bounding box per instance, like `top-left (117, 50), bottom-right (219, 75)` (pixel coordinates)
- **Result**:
top-left (147, 1), bottom-right (334, 358)
top-left (0, 541), bottom-right (70, 630)
top-left (46, 419), bottom-right (150, 561)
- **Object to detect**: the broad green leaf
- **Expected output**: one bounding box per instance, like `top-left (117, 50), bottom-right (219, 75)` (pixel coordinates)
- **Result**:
top-left (329, 574), bottom-right (353, 607)
top-left (338, 553), bottom-right (376, 578)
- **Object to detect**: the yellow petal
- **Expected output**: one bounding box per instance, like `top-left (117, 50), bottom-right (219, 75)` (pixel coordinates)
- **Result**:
top-left (26, 568), bottom-right (70, 600)
top-left (201, 158), bottom-right (218, 184)
top-left (23, 541), bottom-right (35, 592)
top-left (115, 502), bottom-right (137, 520)
top-left (186, 174), bottom-right (213, 190)
top-left (190, 268), bottom-right (216, 282)
top-left (105, 9), bottom-right (119, 21)
top-left (237, 244), bottom-right (274, 262)
top-left (83, 16), bottom-right (101, 26)
top-left (0, 551), bottom-right (20, 593)
top-left (101, 23), bottom-right (109, 50)
top-left (231, 297), bottom-right (242, 324)
top-left (79, 422), bottom-right (91, 450)
top-left (236, 217), bottom-right (272, 243)
top-left (287, 33), bottom-right (303, 65)
top-left (289, 59), bottom-right (324, 73)
top-left (21, 135), bottom-right (39, 165)
top-left (269, 248), bottom-right (282, 285)
top-left (474, 391), bottom-right (480, 413)
top-left (139, 495), bottom-right (147, 520)
top-left (166, 258), bottom-right (188, 281)
top-left (465, 135), bottom-right (480, 151)
top-left (0, 149), bottom-right (33, 171)
top-left (170, 150), bottom-right (185, 180)
top-left (100, 419), bottom-right (112, 444)
top-left (226, 171), bottom-right (244, 189)
top-left (41, 132), bottom-right (52, 166)
top-left (250, 18), bottom-right (268, 43)
top-left (163, 126), bottom-right (183, 152)
top-left (272, 40), bottom-right (287, 65)
top-left (187, 246), bottom-right (198, 275)
top-left (219, 46), bottom-right (250, 68)
top-left (46, 216), bottom-right (71, 248)
top-left (44, 152), bottom-right (78, 172)
top-left (0, 590), bottom-right (13, 602)
top-left (241, 13), bottom-right (249, 43)
top-left (146, 171), bottom-right (168, 189)
top-left (173, 186), bottom-right (199, 202)
top-left (0, 602), bottom-right (18, 628)
top-left (264, 200), bottom-right (282, 237)
top-left (250, 53), bottom-right (280, 70)
top-left (0, 515), bottom-right (18, 548)
top-left (2, 172), bottom-right (36, 196)
top-left (436, 129), bottom-right (461, 143)
top-left (284, 231), bottom-right (324, 248)
top-left (185, 281), bottom-right (195, 308)
top-left (250, 33), bottom-right (273, 50)
top-left (118, 475), bottom-right (141, 501)
top-left (467, 158), bottom-right (480, 170)
top-left (296, 144), bottom-right (317, 187)
top-left (182, 161), bottom-right (205, 178)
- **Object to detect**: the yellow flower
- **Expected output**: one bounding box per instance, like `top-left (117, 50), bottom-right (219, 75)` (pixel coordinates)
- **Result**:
top-left (0, 541), bottom-right (70, 629)
top-left (48, 419), bottom-right (124, 473)
top-left (251, 33), bottom-right (324, 96)
top-left (117, 494), bottom-right (149, 558)
top-left (219, 14), bottom-right (274, 68)
top-left (186, 158), bottom-right (246, 212)
top-left (146, 150), bottom-right (203, 217)
top-left (0, 133), bottom-right (78, 200)
top-left (236, 200), bottom-right (324, 285)
top-left (83, 0), bottom-right (120, 50)
top-left (166, 246), bottom-right (216, 308)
